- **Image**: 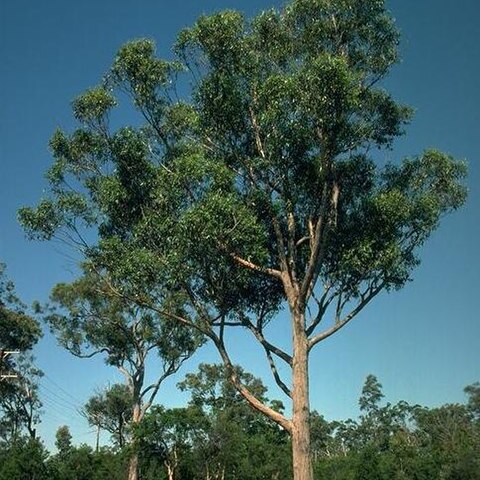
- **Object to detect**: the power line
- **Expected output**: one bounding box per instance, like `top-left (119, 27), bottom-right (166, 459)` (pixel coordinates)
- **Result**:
top-left (44, 373), bottom-right (83, 405)
top-left (39, 386), bottom-right (82, 416)
top-left (41, 404), bottom-right (76, 425)
top-left (40, 383), bottom-right (82, 411)
top-left (41, 395), bottom-right (80, 419)
top-left (76, 429), bottom-right (97, 437)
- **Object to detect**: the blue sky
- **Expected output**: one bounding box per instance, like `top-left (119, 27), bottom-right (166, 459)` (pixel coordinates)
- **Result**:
top-left (1, 0), bottom-right (479, 449)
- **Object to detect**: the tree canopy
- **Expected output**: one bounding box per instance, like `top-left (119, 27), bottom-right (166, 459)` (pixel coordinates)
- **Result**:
top-left (19, 0), bottom-right (467, 478)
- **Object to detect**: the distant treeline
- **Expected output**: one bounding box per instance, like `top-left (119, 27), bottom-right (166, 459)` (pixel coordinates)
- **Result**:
top-left (1, 367), bottom-right (479, 480)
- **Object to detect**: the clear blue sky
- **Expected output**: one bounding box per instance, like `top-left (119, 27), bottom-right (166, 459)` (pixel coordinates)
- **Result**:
top-left (1, 0), bottom-right (479, 449)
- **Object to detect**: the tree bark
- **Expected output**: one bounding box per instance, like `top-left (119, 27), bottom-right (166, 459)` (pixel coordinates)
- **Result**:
top-left (127, 402), bottom-right (142, 480)
top-left (291, 310), bottom-right (313, 480)
top-left (95, 424), bottom-right (100, 453)
top-left (127, 453), bottom-right (139, 480)
top-left (165, 461), bottom-right (174, 480)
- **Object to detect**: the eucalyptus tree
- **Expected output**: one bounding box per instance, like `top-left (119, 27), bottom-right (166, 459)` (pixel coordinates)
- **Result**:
top-left (83, 384), bottom-right (132, 450)
top-left (0, 356), bottom-right (43, 442)
top-left (136, 405), bottom-right (205, 480)
top-left (42, 271), bottom-right (200, 480)
top-left (0, 262), bottom-right (41, 362)
top-left (464, 382), bottom-right (480, 422)
top-left (19, 0), bottom-right (467, 479)
top-left (0, 263), bottom-right (42, 442)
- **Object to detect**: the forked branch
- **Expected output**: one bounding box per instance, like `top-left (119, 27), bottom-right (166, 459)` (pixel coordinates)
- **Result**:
top-left (308, 281), bottom-right (385, 350)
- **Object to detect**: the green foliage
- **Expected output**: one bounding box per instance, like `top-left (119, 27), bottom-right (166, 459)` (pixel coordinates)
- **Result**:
top-left (55, 426), bottom-right (72, 456)
top-left (0, 263), bottom-right (41, 352)
top-left (0, 375), bottom-right (478, 479)
top-left (464, 382), bottom-right (480, 421)
top-left (44, 268), bottom-right (200, 369)
top-left (19, 0), bottom-right (466, 321)
top-left (310, 376), bottom-right (480, 480)
top-left (110, 39), bottom-right (181, 112)
top-left (0, 263), bottom-right (43, 443)
top-left (50, 444), bottom-right (96, 480)
top-left (137, 363), bottom-right (291, 480)
top-left (0, 438), bottom-right (50, 480)
top-left (359, 375), bottom-right (384, 413)
top-left (72, 87), bottom-right (116, 124)
top-left (178, 363), bottom-right (269, 412)
top-left (47, 444), bottom-right (129, 480)
top-left (83, 384), bottom-right (132, 448)
top-left (19, 0), bottom-right (467, 370)
top-left (353, 446), bottom-right (382, 480)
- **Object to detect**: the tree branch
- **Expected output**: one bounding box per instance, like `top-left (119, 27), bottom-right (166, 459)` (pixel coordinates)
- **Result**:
top-left (300, 180), bottom-right (339, 307)
top-left (209, 330), bottom-right (292, 433)
top-left (140, 360), bottom-right (180, 413)
top-left (305, 284), bottom-right (335, 336)
top-left (249, 105), bottom-right (266, 160)
top-left (229, 252), bottom-right (282, 280)
top-left (263, 347), bottom-right (291, 398)
top-left (299, 183), bottom-right (330, 306)
top-left (242, 319), bottom-right (292, 366)
top-left (308, 282), bottom-right (385, 350)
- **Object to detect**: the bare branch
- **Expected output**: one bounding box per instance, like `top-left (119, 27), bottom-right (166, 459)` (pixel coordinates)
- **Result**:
top-left (243, 320), bottom-right (292, 366)
top-left (305, 284), bottom-right (335, 336)
top-left (296, 236), bottom-right (310, 248)
top-left (249, 105), bottom-right (266, 160)
top-left (140, 360), bottom-right (182, 413)
top-left (209, 330), bottom-right (292, 433)
top-left (263, 347), bottom-right (291, 398)
top-left (67, 347), bottom-right (111, 359)
top-left (308, 282), bottom-right (385, 350)
top-left (229, 252), bottom-right (282, 280)
top-left (299, 182), bottom-right (330, 306)
top-left (118, 365), bottom-right (134, 389)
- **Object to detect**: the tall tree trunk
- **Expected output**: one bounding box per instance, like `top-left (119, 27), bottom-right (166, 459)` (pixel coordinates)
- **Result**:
top-left (128, 454), bottom-right (139, 480)
top-left (291, 310), bottom-right (313, 480)
top-left (127, 402), bottom-right (142, 480)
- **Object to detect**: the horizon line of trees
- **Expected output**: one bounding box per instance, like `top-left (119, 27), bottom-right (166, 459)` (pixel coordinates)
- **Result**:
top-left (1, 360), bottom-right (479, 480)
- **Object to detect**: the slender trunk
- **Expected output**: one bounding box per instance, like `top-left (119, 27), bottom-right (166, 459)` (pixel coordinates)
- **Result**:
top-left (95, 424), bottom-right (100, 453)
top-left (127, 402), bottom-right (142, 480)
top-left (165, 461), bottom-right (174, 480)
top-left (291, 310), bottom-right (313, 480)
top-left (164, 445), bottom-right (178, 480)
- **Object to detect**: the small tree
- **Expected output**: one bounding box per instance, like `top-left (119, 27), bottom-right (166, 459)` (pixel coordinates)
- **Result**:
top-left (0, 437), bottom-right (50, 480)
top-left (359, 375), bottom-right (384, 414)
top-left (464, 382), bottom-right (480, 422)
top-left (42, 270), bottom-right (200, 480)
top-left (136, 405), bottom-right (205, 480)
top-left (137, 364), bottom-right (291, 480)
top-left (0, 263), bottom-right (43, 443)
top-left (55, 425), bottom-right (72, 456)
top-left (178, 363), bottom-right (290, 479)
top-left (83, 384), bottom-right (132, 450)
